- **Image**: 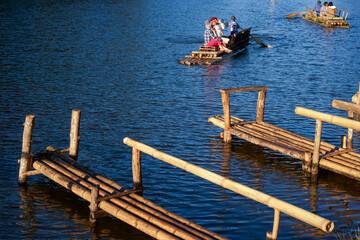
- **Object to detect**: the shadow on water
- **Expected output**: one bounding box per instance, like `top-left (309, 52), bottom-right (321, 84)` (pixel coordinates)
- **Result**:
top-left (18, 183), bottom-right (152, 240)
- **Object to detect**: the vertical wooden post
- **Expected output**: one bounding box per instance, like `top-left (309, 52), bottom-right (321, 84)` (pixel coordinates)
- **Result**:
top-left (256, 89), bottom-right (266, 123)
top-left (341, 135), bottom-right (347, 149)
top-left (266, 209), bottom-right (280, 240)
top-left (69, 109), bottom-right (81, 161)
top-left (132, 147), bottom-right (143, 190)
top-left (312, 119), bottom-right (323, 178)
top-left (221, 91), bottom-right (232, 143)
top-left (89, 185), bottom-right (99, 228)
top-left (18, 115), bottom-right (36, 185)
top-left (347, 111), bottom-right (354, 149)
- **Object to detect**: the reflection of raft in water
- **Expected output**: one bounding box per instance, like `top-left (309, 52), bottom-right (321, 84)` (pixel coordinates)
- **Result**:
top-left (302, 7), bottom-right (350, 28)
top-left (179, 28), bottom-right (251, 66)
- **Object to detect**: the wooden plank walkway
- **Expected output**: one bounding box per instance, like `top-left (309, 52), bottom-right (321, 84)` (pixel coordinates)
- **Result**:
top-left (18, 111), bottom-right (335, 240)
top-left (209, 86), bottom-right (360, 181)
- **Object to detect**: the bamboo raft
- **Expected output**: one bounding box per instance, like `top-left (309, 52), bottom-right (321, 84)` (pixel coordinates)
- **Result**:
top-left (18, 110), bottom-right (334, 240)
top-left (209, 86), bottom-right (360, 181)
top-left (179, 28), bottom-right (251, 66)
top-left (302, 7), bottom-right (350, 28)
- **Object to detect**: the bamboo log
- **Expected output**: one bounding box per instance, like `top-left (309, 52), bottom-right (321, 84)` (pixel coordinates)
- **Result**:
top-left (89, 185), bottom-right (99, 227)
top-left (332, 99), bottom-right (360, 114)
top-left (123, 137), bottom-right (334, 233)
top-left (132, 147), bottom-right (143, 190)
top-left (69, 109), bottom-right (81, 161)
top-left (256, 90), bottom-right (266, 123)
top-left (220, 86), bottom-right (268, 94)
top-left (311, 119), bottom-right (323, 177)
top-left (320, 159), bottom-right (360, 181)
top-left (32, 159), bottom-right (178, 240)
top-left (18, 115), bottom-right (36, 185)
top-left (295, 107), bottom-right (360, 131)
top-left (221, 92), bottom-right (232, 143)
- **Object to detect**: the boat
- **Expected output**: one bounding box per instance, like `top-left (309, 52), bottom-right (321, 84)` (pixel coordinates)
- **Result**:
top-left (179, 27), bottom-right (251, 66)
top-left (302, 7), bottom-right (350, 28)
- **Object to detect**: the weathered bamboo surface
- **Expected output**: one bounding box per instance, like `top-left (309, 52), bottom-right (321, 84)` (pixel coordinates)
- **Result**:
top-left (208, 115), bottom-right (360, 181)
top-left (32, 149), bottom-right (227, 240)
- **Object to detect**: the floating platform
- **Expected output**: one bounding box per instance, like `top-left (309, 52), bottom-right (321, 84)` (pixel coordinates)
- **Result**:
top-left (302, 7), bottom-right (350, 28)
top-left (179, 28), bottom-right (251, 66)
top-left (18, 110), bottom-right (334, 240)
top-left (209, 86), bottom-right (360, 181)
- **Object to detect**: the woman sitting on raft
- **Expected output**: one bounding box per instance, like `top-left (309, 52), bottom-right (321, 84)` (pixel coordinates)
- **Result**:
top-left (204, 20), bottom-right (232, 53)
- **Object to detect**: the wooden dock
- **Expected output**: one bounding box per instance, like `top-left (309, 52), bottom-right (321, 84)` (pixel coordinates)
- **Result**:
top-left (18, 110), bottom-right (335, 240)
top-left (209, 86), bottom-right (360, 181)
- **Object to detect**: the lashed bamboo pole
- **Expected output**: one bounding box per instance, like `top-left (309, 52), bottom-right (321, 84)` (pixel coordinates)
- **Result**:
top-left (123, 137), bottom-right (334, 233)
top-left (18, 115), bottom-right (36, 185)
top-left (332, 99), bottom-right (360, 114)
top-left (32, 159), bottom-right (178, 240)
top-left (69, 109), bottom-right (81, 161)
top-left (295, 107), bottom-right (360, 131)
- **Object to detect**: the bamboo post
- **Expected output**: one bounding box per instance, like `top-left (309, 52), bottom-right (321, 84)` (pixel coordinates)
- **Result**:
top-left (89, 185), bottom-right (99, 228)
top-left (132, 147), bottom-right (143, 190)
top-left (311, 119), bottom-right (323, 178)
top-left (18, 115), bottom-right (36, 185)
top-left (256, 89), bottom-right (266, 123)
top-left (221, 91), bottom-right (232, 143)
top-left (348, 111), bottom-right (354, 149)
top-left (266, 209), bottom-right (280, 240)
top-left (69, 109), bottom-right (81, 161)
top-left (341, 135), bottom-right (347, 149)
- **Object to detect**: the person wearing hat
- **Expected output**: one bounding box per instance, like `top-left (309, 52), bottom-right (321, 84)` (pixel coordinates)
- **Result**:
top-left (314, 1), bottom-right (322, 16)
top-left (204, 20), bottom-right (232, 53)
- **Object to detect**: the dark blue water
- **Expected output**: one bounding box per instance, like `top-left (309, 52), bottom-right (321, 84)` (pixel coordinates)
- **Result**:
top-left (1, 0), bottom-right (360, 239)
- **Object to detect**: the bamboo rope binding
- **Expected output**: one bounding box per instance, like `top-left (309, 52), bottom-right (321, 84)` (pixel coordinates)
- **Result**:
top-left (123, 137), bottom-right (334, 235)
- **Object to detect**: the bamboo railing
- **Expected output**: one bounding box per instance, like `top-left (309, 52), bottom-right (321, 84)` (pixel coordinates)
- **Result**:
top-left (220, 86), bottom-right (268, 143)
top-left (123, 137), bottom-right (334, 240)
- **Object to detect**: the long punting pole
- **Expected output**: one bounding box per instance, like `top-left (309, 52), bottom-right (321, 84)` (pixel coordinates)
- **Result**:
top-left (123, 137), bottom-right (334, 234)
top-left (18, 115), bottom-right (36, 184)
top-left (69, 109), bottom-right (81, 161)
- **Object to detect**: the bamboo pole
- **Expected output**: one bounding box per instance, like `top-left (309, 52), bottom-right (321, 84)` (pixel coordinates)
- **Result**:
top-left (221, 91), bottom-right (232, 143)
top-left (132, 147), bottom-right (143, 190)
top-left (18, 115), bottom-right (36, 185)
top-left (123, 137), bottom-right (334, 233)
top-left (256, 89), bottom-right (266, 123)
top-left (69, 109), bottom-right (81, 161)
top-left (311, 119), bottom-right (323, 178)
top-left (332, 99), bottom-right (360, 113)
top-left (220, 86), bottom-right (268, 94)
top-left (266, 209), bottom-right (280, 240)
top-left (295, 107), bottom-right (360, 131)
top-left (89, 185), bottom-right (99, 227)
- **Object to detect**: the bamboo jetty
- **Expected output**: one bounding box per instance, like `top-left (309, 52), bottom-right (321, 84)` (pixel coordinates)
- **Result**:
top-left (208, 86), bottom-right (360, 181)
top-left (18, 110), bottom-right (334, 240)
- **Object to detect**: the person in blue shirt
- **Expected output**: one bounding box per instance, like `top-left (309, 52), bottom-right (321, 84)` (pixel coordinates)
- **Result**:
top-left (314, 1), bottom-right (322, 16)
top-left (227, 16), bottom-right (241, 36)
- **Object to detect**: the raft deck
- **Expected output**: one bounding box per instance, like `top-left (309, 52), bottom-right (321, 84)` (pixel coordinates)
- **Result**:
top-left (302, 7), bottom-right (350, 28)
top-left (209, 86), bottom-right (360, 181)
top-left (18, 110), bottom-right (335, 240)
